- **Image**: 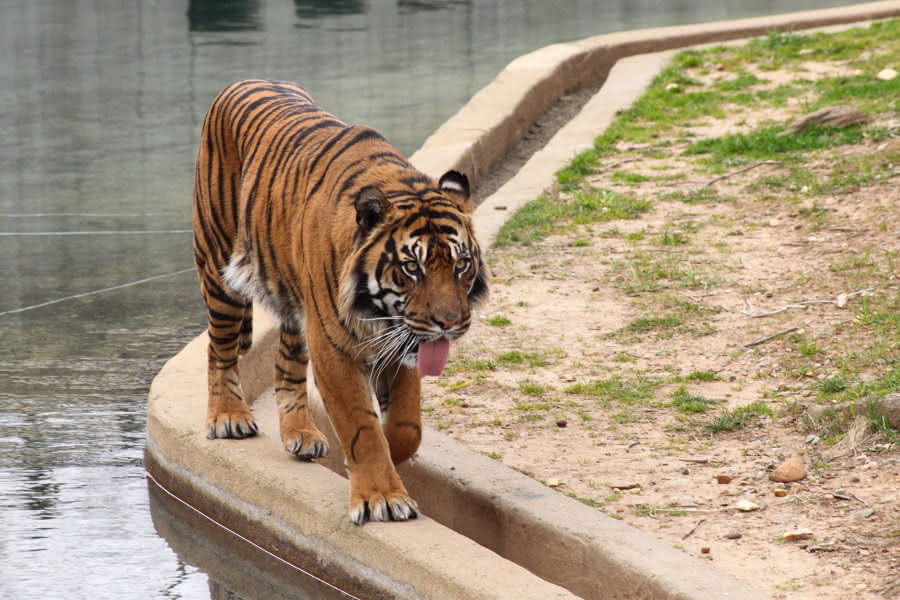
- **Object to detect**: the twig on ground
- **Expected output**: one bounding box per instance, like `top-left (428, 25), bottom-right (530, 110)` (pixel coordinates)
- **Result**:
top-left (744, 327), bottom-right (799, 349)
top-left (682, 518), bottom-right (707, 540)
top-left (740, 288), bottom-right (872, 318)
top-left (678, 457), bottom-right (710, 464)
top-left (703, 160), bottom-right (780, 187)
top-left (627, 441), bottom-right (640, 452)
top-left (596, 157), bottom-right (641, 174)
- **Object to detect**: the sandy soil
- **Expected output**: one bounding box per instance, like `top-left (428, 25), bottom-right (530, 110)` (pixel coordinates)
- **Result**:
top-left (421, 62), bottom-right (900, 598)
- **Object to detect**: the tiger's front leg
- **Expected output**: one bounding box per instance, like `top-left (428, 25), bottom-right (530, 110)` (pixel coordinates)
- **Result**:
top-left (376, 367), bottom-right (422, 465)
top-left (275, 324), bottom-right (328, 459)
top-left (308, 322), bottom-right (418, 525)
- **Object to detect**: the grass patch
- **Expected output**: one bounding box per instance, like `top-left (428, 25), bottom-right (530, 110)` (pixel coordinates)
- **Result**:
top-left (486, 315), bottom-right (511, 327)
top-left (706, 401), bottom-right (774, 432)
top-left (497, 350), bottom-right (548, 368)
top-left (670, 385), bottom-right (720, 413)
top-left (494, 187), bottom-right (651, 247)
top-left (518, 381), bottom-right (550, 397)
top-left (685, 123), bottom-right (867, 166)
top-left (565, 377), bottom-right (659, 404)
top-left (624, 315), bottom-right (684, 334)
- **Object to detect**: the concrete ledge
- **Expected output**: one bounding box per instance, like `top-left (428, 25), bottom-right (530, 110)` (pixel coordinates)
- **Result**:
top-left (409, 0), bottom-right (900, 189)
top-left (147, 5), bottom-right (900, 599)
top-left (147, 324), bottom-right (575, 600)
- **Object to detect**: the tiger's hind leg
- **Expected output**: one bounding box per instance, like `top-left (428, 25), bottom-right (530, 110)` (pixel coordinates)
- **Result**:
top-left (275, 324), bottom-right (328, 459)
top-left (199, 270), bottom-right (259, 439)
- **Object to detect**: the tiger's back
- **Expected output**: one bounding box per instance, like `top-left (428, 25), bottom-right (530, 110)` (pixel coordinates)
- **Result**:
top-left (192, 79), bottom-right (487, 524)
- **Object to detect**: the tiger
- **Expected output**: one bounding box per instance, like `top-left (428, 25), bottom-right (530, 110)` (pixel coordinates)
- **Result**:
top-left (192, 79), bottom-right (488, 525)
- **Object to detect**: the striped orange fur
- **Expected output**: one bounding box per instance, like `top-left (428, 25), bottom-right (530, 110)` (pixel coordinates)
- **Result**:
top-left (192, 79), bottom-right (487, 524)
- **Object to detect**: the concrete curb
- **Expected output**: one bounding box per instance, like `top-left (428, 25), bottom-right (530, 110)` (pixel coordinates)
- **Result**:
top-left (147, 5), bottom-right (899, 599)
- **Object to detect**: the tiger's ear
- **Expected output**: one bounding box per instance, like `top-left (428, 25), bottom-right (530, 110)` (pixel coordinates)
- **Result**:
top-left (355, 186), bottom-right (388, 231)
top-left (439, 170), bottom-right (471, 213)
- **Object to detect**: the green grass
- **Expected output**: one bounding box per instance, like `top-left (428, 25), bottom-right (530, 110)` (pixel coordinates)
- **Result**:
top-left (624, 315), bottom-right (684, 334)
top-left (706, 401), bottom-right (774, 432)
top-left (685, 370), bottom-right (720, 382)
top-left (493, 187), bottom-right (651, 247)
top-left (518, 381), bottom-right (550, 397)
top-left (611, 170), bottom-right (652, 185)
top-left (486, 315), bottom-right (511, 327)
top-left (564, 377), bottom-right (659, 404)
top-left (497, 350), bottom-right (549, 368)
top-left (670, 385), bottom-right (720, 413)
top-left (685, 123), bottom-right (867, 165)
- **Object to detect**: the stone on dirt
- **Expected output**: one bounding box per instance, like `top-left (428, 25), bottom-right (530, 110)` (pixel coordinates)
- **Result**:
top-left (783, 529), bottom-right (813, 542)
top-left (735, 499), bottom-right (760, 512)
top-left (770, 455), bottom-right (806, 482)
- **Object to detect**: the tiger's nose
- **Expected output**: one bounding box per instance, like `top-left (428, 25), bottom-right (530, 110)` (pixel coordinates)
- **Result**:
top-left (433, 312), bottom-right (459, 330)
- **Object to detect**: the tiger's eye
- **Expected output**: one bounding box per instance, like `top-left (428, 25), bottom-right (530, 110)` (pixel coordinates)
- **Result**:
top-left (402, 261), bottom-right (420, 276)
top-left (455, 257), bottom-right (469, 271)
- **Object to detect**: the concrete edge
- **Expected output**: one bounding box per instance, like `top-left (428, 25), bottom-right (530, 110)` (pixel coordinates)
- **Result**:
top-left (408, 0), bottom-right (900, 194)
top-left (146, 326), bottom-right (575, 600)
top-left (146, 6), bottom-right (900, 599)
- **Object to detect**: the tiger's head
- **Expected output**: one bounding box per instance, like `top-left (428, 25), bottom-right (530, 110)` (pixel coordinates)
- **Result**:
top-left (341, 170), bottom-right (488, 378)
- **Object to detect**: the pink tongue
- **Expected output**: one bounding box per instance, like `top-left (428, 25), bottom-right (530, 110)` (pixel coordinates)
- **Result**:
top-left (417, 338), bottom-right (450, 378)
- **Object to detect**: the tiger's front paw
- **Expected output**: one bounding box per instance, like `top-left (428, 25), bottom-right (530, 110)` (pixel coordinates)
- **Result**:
top-left (282, 427), bottom-right (329, 460)
top-left (206, 410), bottom-right (259, 440)
top-left (348, 478), bottom-right (419, 525)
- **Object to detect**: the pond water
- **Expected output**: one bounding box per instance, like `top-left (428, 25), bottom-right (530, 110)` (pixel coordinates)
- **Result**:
top-left (0, 1), bottom-right (874, 598)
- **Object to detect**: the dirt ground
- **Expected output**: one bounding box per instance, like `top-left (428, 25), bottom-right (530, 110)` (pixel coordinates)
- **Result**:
top-left (421, 52), bottom-right (899, 598)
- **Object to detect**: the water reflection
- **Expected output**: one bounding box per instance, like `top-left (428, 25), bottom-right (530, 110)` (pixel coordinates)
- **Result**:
top-left (293, 0), bottom-right (367, 20)
top-left (148, 481), bottom-right (354, 600)
top-left (188, 0), bottom-right (262, 32)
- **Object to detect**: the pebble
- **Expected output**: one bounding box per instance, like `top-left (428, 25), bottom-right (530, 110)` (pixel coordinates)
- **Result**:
top-left (681, 468), bottom-right (690, 475)
top-left (858, 508), bottom-right (875, 519)
top-left (783, 528), bottom-right (813, 542)
top-left (806, 434), bottom-right (820, 445)
top-left (735, 499), bottom-right (760, 512)
top-left (850, 475), bottom-right (861, 483)
top-left (556, 419), bottom-right (567, 428)
top-left (716, 474), bottom-right (733, 484)
top-left (700, 547), bottom-right (711, 554)
top-left (547, 478), bottom-right (562, 488)
top-left (770, 456), bottom-right (807, 482)
top-left (724, 532), bottom-right (743, 540)
top-left (877, 67), bottom-right (898, 81)
top-left (773, 489), bottom-right (788, 497)
top-left (610, 482), bottom-right (640, 490)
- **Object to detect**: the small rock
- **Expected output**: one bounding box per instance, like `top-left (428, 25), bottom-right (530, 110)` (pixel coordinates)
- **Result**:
top-left (833, 489), bottom-right (852, 501)
top-left (700, 547), bottom-right (710, 554)
top-left (783, 528), bottom-right (813, 542)
top-left (556, 419), bottom-right (568, 428)
top-left (724, 532), bottom-right (743, 540)
top-left (774, 489), bottom-right (788, 497)
top-left (715, 63), bottom-right (725, 71)
top-left (806, 434), bottom-right (820, 445)
top-left (716, 474), bottom-right (733, 484)
top-left (610, 482), bottom-right (640, 490)
top-left (858, 508), bottom-right (875, 519)
top-left (547, 478), bottom-right (562, 488)
top-left (850, 475), bottom-right (861, 483)
top-left (681, 468), bottom-right (690, 475)
top-left (735, 499), bottom-right (760, 512)
top-left (665, 83), bottom-right (681, 92)
top-left (877, 67), bottom-right (898, 81)
top-left (770, 456), bottom-right (807, 483)
top-left (836, 293), bottom-right (848, 308)
top-left (868, 393), bottom-right (900, 429)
